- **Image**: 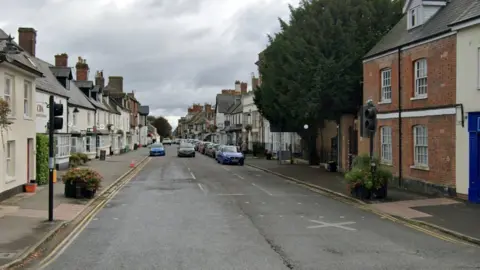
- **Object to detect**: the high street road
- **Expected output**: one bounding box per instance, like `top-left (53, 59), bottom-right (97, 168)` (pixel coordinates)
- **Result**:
top-left (38, 145), bottom-right (480, 270)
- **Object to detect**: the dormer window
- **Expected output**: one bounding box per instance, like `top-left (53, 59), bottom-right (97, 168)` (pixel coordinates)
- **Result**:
top-left (408, 6), bottom-right (421, 29)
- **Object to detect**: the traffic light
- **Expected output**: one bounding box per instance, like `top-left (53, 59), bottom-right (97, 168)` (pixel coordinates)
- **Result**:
top-left (50, 101), bottom-right (64, 130)
top-left (363, 104), bottom-right (377, 134)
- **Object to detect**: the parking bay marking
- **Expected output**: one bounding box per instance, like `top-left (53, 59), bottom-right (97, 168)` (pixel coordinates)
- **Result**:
top-left (307, 219), bottom-right (357, 231)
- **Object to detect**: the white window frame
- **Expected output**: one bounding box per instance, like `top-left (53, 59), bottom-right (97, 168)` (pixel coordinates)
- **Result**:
top-left (85, 136), bottom-right (96, 153)
top-left (6, 140), bottom-right (15, 178)
top-left (408, 6), bottom-right (422, 29)
top-left (477, 47), bottom-right (480, 90)
top-left (413, 125), bottom-right (428, 167)
top-left (4, 74), bottom-right (13, 116)
top-left (380, 126), bottom-right (392, 163)
top-left (24, 80), bottom-right (32, 118)
top-left (380, 69), bottom-right (392, 102)
top-left (54, 135), bottom-right (70, 158)
top-left (87, 112), bottom-right (91, 126)
top-left (414, 59), bottom-right (428, 97)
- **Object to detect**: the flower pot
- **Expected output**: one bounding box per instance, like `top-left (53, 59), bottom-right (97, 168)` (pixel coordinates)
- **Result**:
top-left (352, 184), bottom-right (371, 200)
top-left (64, 180), bottom-right (77, 198)
top-left (24, 183), bottom-right (37, 193)
top-left (373, 183), bottom-right (388, 199)
top-left (81, 189), bottom-right (96, 199)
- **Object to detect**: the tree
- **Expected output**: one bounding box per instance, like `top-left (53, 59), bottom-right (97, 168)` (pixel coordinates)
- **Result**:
top-left (147, 115), bottom-right (156, 123)
top-left (151, 116), bottom-right (172, 138)
top-left (254, 0), bottom-right (403, 164)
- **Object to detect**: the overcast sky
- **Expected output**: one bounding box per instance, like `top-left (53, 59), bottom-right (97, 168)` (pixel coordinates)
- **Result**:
top-left (1, 0), bottom-right (299, 129)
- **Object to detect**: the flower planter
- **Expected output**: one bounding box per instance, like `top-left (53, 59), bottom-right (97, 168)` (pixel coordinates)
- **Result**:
top-left (24, 183), bottom-right (37, 193)
top-left (65, 180), bottom-right (80, 198)
top-left (81, 189), bottom-right (96, 199)
top-left (351, 184), bottom-right (372, 200)
top-left (372, 183), bottom-right (388, 199)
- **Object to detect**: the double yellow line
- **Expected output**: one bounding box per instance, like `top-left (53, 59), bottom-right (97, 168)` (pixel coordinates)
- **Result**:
top-left (37, 157), bottom-right (151, 269)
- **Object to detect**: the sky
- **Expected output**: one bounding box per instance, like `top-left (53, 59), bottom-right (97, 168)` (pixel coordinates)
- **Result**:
top-left (1, 0), bottom-right (299, 129)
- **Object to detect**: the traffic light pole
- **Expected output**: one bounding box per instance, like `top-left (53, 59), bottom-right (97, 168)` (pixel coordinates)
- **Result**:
top-left (369, 130), bottom-right (376, 177)
top-left (48, 95), bottom-right (54, 222)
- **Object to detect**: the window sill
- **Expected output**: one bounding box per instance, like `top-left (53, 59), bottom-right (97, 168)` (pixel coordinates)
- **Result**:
top-left (410, 96), bottom-right (427, 101)
top-left (5, 177), bottom-right (16, 184)
top-left (380, 161), bottom-right (393, 166)
top-left (24, 116), bottom-right (33, 121)
top-left (378, 100), bottom-right (391, 105)
top-left (410, 165), bottom-right (430, 171)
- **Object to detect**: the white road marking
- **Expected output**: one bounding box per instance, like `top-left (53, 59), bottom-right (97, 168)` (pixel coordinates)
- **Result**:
top-left (261, 202), bottom-right (266, 204)
top-left (233, 173), bottom-right (244, 180)
top-left (93, 218), bottom-right (98, 221)
top-left (190, 172), bottom-right (196, 180)
top-left (113, 218), bottom-right (119, 220)
top-left (252, 183), bottom-right (273, 196)
top-left (197, 183), bottom-right (206, 193)
top-left (340, 216), bottom-right (345, 219)
top-left (245, 201), bottom-right (250, 204)
top-left (187, 167), bottom-right (191, 171)
top-left (307, 219), bottom-right (357, 231)
top-left (279, 215), bottom-right (283, 218)
top-left (256, 174), bottom-right (261, 177)
top-left (297, 202), bottom-right (302, 205)
top-left (222, 167), bottom-right (231, 171)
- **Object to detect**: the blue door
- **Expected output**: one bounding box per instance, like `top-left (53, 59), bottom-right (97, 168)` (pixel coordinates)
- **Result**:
top-left (468, 112), bottom-right (480, 203)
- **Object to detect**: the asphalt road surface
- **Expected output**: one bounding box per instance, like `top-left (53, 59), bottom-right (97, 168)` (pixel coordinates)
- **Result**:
top-left (42, 145), bottom-right (480, 270)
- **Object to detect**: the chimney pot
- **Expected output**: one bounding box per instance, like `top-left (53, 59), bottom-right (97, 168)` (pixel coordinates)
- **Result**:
top-left (54, 53), bottom-right (68, 67)
top-left (18, 27), bottom-right (37, 56)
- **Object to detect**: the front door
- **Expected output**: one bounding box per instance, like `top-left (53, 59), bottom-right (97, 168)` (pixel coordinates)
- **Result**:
top-left (27, 138), bottom-right (34, 183)
top-left (468, 112), bottom-right (480, 203)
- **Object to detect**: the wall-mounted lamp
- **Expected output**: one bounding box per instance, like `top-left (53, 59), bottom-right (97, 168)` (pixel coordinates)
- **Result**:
top-left (73, 107), bottom-right (79, 114)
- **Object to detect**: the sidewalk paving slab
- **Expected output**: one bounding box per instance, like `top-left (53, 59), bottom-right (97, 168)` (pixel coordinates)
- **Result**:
top-left (0, 149), bottom-right (149, 267)
top-left (246, 158), bottom-right (480, 244)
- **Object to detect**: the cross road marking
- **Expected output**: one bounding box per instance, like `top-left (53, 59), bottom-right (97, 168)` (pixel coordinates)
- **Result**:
top-left (307, 219), bottom-right (357, 231)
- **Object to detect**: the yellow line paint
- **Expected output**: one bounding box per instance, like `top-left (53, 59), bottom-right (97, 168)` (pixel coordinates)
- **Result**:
top-left (38, 158), bottom-right (151, 269)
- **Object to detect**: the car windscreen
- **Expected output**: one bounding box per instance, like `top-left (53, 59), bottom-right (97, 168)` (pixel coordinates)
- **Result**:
top-left (223, 146), bottom-right (237, 152)
top-left (180, 144), bottom-right (194, 148)
top-left (151, 144), bottom-right (163, 148)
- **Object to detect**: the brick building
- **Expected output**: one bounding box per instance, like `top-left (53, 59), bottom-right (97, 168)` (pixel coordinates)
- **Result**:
top-left (360, 0), bottom-right (476, 197)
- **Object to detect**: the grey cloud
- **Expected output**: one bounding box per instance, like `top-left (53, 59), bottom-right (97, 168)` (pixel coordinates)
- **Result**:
top-left (2, 0), bottom-right (299, 127)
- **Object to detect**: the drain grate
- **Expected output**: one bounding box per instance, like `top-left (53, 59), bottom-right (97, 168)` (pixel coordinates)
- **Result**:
top-left (0, 252), bottom-right (17, 259)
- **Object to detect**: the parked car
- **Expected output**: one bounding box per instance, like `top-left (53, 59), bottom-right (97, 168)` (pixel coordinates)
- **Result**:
top-left (216, 145), bottom-right (244, 165)
top-left (177, 143), bottom-right (195, 157)
top-left (215, 144), bottom-right (225, 159)
top-left (206, 144), bottom-right (218, 158)
top-left (163, 138), bottom-right (173, 145)
top-left (149, 143), bottom-right (165, 156)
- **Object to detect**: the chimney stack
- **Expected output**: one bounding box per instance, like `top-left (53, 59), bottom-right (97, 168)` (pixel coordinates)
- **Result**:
top-left (75, 56), bottom-right (89, 81)
top-left (234, 80), bottom-right (241, 92)
top-left (108, 76), bottom-right (123, 92)
top-left (95, 70), bottom-right (105, 88)
top-left (240, 82), bottom-right (247, 94)
top-left (54, 53), bottom-right (68, 67)
top-left (18, 27), bottom-right (37, 56)
top-left (251, 76), bottom-right (259, 90)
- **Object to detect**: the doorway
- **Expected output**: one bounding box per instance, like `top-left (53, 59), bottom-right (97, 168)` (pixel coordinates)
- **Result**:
top-left (27, 138), bottom-right (34, 183)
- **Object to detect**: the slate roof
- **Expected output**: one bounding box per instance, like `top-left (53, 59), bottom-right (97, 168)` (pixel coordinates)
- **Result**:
top-left (0, 29), bottom-right (42, 76)
top-left (73, 80), bottom-right (94, 89)
top-left (215, 94), bottom-right (236, 113)
top-left (31, 58), bottom-right (69, 98)
top-left (102, 97), bottom-right (120, 114)
top-left (49, 66), bottom-right (72, 79)
top-left (73, 81), bottom-right (110, 111)
top-left (67, 77), bottom-right (95, 110)
top-left (109, 96), bottom-right (128, 111)
top-left (365, 0), bottom-right (479, 58)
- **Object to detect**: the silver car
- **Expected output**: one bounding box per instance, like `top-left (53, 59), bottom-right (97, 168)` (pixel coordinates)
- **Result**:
top-left (177, 143), bottom-right (195, 157)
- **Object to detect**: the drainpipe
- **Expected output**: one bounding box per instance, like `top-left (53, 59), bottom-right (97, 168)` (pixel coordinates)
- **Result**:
top-left (397, 48), bottom-right (403, 188)
top-left (66, 98), bottom-right (70, 133)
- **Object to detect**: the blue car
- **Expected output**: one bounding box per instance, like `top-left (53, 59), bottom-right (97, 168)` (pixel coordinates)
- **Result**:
top-left (150, 143), bottom-right (166, 156)
top-left (217, 145), bottom-right (244, 165)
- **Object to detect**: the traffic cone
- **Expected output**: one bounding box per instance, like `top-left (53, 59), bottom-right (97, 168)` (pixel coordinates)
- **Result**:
top-left (130, 160), bottom-right (135, 168)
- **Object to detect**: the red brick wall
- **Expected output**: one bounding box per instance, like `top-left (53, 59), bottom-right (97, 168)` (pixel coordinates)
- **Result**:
top-left (360, 35), bottom-right (457, 187)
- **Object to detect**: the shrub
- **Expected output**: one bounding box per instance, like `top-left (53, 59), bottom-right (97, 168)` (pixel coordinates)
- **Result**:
top-left (345, 154), bottom-right (392, 190)
top-left (77, 153), bottom-right (89, 164)
top-left (36, 134), bottom-right (49, 185)
top-left (69, 153), bottom-right (81, 168)
top-left (62, 168), bottom-right (102, 191)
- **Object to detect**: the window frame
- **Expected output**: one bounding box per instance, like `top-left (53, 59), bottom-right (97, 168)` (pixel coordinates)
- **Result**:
top-left (23, 80), bottom-right (32, 118)
top-left (414, 59), bottom-right (428, 97)
top-left (380, 68), bottom-right (392, 102)
top-left (54, 134), bottom-right (71, 158)
top-left (6, 140), bottom-right (15, 178)
top-left (4, 74), bottom-right (13, 116)
top-left (413, 125), bottom-right (428, 167)
top-left (380, 126), bottom-right (393, 163)
top-left (85, 136), bottom-right (96, 153)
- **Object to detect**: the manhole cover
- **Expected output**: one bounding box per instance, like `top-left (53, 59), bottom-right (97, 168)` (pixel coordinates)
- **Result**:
top-left (0, 252), bottom-right (17, 259)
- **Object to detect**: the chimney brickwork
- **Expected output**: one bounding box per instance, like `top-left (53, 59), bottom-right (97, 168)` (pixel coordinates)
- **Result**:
top-left (18, 27), bottom-right (37, 56)
top-left (54, 53), bottom-right (68, 67)
top-left (75, 56), bottom-right (89, 81)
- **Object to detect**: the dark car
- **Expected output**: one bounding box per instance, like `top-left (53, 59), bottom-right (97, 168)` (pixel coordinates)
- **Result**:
top-left (177, 143), bottom-right (195, 157)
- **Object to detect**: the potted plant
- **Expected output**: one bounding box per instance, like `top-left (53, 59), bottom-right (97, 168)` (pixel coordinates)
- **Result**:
top-left (24, 180), bottom-right (37, 193)
top-left (345, 154), bottom-right (392, 200)
top-left (63, 168), bottom-right (102, 199)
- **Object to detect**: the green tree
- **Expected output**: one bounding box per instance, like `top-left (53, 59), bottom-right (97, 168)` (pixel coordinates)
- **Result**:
top-left (152, 116), bottom-right (172, 138)
top-left (254, 0), bottom-right (403, 164)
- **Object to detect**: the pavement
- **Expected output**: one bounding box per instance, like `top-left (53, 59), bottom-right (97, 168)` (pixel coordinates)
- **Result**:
top-left (0, 148), bottom-right (149, 267)
top-left (38, 146), bottom-right (479, 270)
top-left (246, 157), bottom-right (480, 243)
